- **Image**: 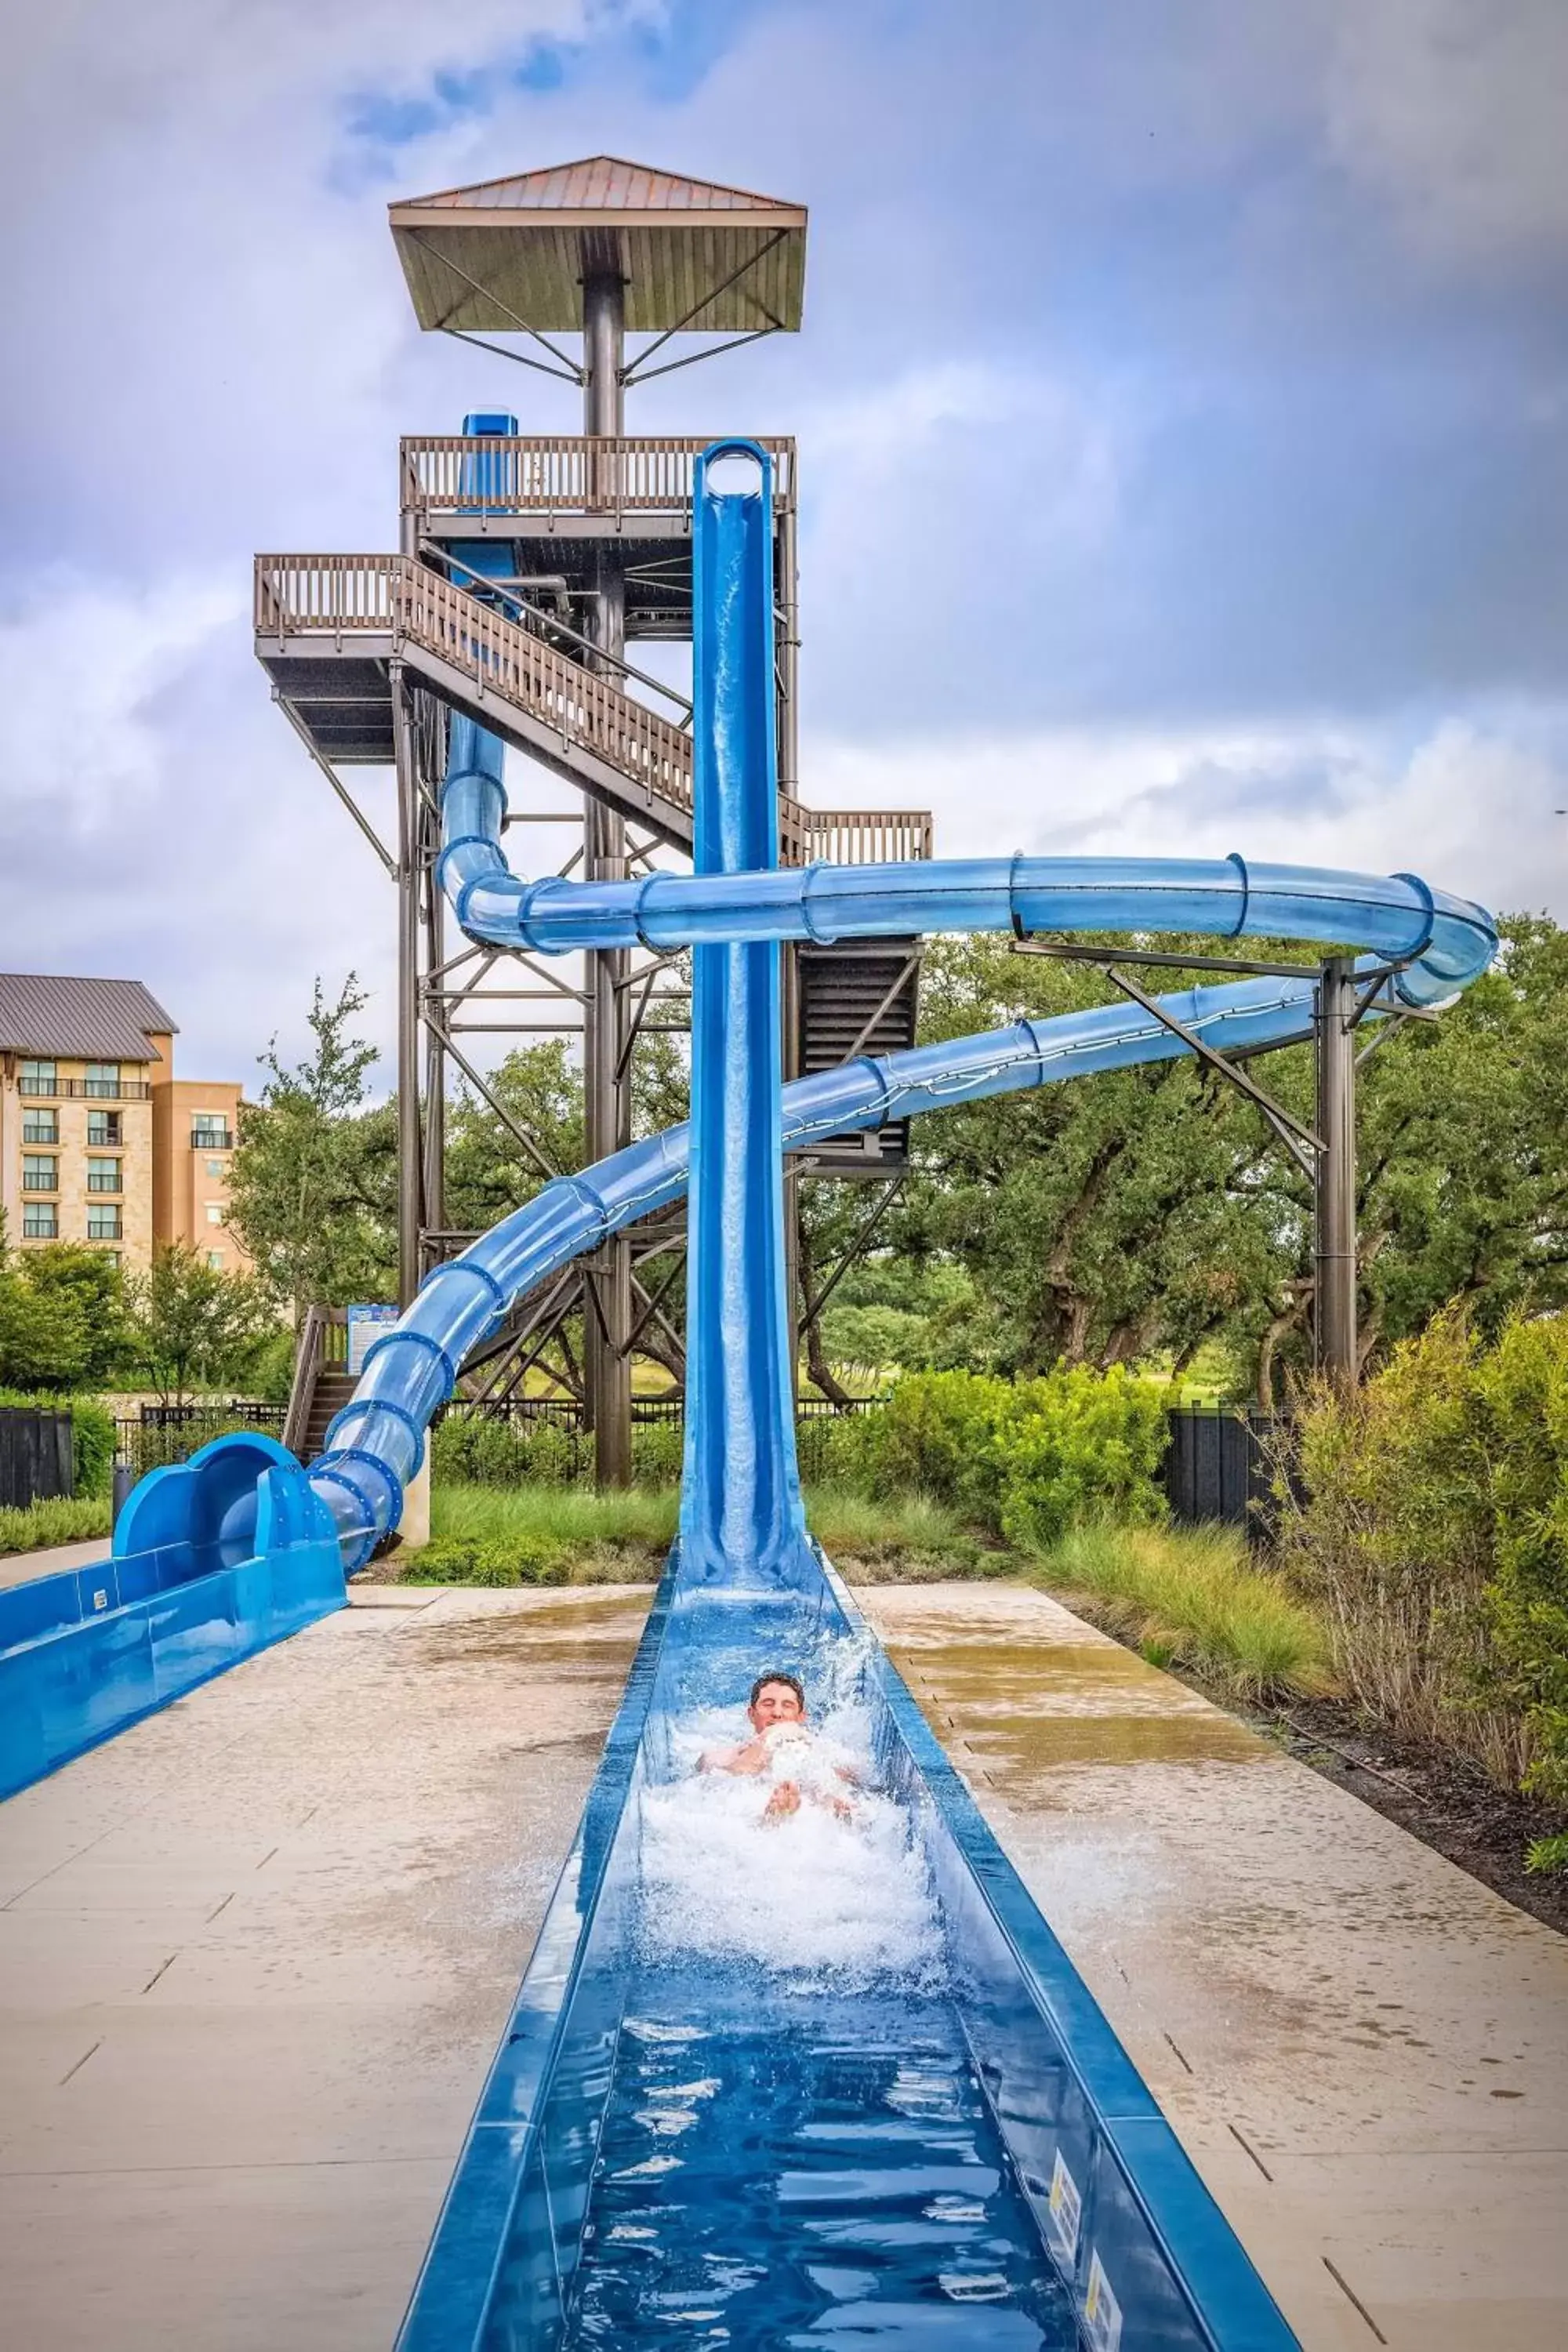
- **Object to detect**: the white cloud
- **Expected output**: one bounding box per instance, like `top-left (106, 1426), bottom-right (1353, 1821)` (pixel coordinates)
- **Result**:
top-left (806, 708), bottom-right (1568, 924)
top-left (1324, 0), bottom-right (1568, 265)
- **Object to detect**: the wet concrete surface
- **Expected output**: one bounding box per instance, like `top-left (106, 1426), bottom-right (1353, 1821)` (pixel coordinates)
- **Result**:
top-left (861, 1581), bottom-right (1568, 2352)
top-left (5, 1572), bottom-right (1566, 2350)
top-left (0, 1584), bottom-right (649, 2351)
top-left (0, 1538), bottom-right (110, 1591)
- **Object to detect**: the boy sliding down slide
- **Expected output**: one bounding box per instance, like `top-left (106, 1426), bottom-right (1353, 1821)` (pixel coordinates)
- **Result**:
top-left (699, 1671), bottom-right (860, 1824)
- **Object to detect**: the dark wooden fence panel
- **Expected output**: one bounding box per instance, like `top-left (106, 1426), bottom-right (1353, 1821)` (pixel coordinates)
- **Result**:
top-left (0, 1408), bottom-right (74, 1510)
top-left (1163, 1406), bottom-right (1276, 1536)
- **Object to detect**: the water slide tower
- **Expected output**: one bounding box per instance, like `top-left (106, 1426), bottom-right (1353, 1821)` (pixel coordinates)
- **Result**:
top-left (256, 159), bottom-right (929, 1481)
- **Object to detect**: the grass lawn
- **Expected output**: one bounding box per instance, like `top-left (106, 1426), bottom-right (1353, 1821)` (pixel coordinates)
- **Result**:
top-left (402, 1482), bottom-right (995, 1585)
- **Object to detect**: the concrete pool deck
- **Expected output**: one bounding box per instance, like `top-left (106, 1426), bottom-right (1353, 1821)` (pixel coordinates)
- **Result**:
top-left (860, 1581), bottom-right (1568, 2352)
top-left (0, 1582), bottom-right (649, 2351)
top-left (2, 1575), bottom-right (1566, 2349)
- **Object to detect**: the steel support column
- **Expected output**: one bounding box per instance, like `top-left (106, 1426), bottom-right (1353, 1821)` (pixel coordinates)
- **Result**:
top-left (581, 267), bottom-right (633, 1484)
top-left (1314, 956), bottom-right (1358, 1391)
top-left (390, 665), bottom-right (423, 1310)
top-left (420, 783), bottom-right (446, 1275)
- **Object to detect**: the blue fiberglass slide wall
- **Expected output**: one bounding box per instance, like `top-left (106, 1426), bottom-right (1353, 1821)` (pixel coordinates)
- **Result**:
top-left (77, 420), bottom-right (1499, 2341)
top-left (0, 1434), bottom-right (343, 1800)
top-left (392, 439), bottom-right (1322, 2351)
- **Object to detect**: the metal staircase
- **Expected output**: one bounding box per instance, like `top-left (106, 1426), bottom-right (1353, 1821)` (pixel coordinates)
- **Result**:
top-left (255, 546), bottom-right (931, 1112)
top-left (796, 938), bottom-right (921, 1171)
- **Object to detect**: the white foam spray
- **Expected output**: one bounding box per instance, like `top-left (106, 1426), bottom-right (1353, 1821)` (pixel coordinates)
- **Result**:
top-left (633, 1690), bottom-right (945, 1987)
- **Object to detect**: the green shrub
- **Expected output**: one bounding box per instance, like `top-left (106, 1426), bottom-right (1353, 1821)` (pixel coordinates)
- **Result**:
top-left (405, 1534), bottom-right (574, 1586)
top-left (1473, 1313), bottom-right (1568, 1804)
top-left (837, 1367), bottom-right (1169, 1544)
top-left (431, 1413), bottom-right (579, 1488)
top-left (860, 1370), bottom-right (1011, 1515)
top-left (630, 1419), bottom-right (684, 1488)
top-left (0, 1495), bottom-right (113, 1555)
top-left (68, 1398), bottom-right (115, 1499)
top-left (992, 1369), bottom-right (1170, 1551)
top-left (1276, 1307), bottom-right (1568, 1799)
top-left (795, 1410), bottom-right (883, 1489)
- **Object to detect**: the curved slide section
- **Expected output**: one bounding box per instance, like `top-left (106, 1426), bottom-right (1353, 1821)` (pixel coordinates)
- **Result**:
top-left (297, 797), bottom-right (1494, 1568)
top-left (299, 961), bottom-right (1396, 1569)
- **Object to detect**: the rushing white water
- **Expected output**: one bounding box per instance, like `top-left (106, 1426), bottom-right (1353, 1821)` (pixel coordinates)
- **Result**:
top-left (633, 1700), bottom-right (945, 1987)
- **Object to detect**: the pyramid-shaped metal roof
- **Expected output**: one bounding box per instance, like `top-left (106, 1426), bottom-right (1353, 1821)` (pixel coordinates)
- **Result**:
top-left (390, 155), bottom-right (806, 335)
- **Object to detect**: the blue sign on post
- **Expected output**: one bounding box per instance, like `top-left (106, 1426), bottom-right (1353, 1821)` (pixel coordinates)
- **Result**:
top-left (346, 1303), bottom-right (398, 1375)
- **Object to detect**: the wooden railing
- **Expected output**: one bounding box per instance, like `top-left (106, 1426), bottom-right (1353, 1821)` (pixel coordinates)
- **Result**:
top-left (401, 434), bottom-right (797, 521)
top-left (256, 556), bottom-right (931, 866)
top-left (258, 554), bottom-right (695, 821)
top-left (800, 808), bottom-right (933, 866)
top-left (255, 552), bottom-right (395, 638)
top-left (398, 563), bottom-right (696, 819)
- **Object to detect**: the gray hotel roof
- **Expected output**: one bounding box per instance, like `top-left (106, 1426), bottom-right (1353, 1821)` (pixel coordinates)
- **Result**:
top-left (0, 975), bottom-right (177, 1063)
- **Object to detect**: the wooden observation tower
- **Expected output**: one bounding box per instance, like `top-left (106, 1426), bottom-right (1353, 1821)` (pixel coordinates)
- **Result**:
top-left (255, 158), bottom-right (930, 1483)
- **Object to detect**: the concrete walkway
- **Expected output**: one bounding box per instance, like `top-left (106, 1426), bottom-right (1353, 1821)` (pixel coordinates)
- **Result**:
top-left (860, 1583), bottom-right (1568, 2352)
top-left (0, 1583), bottom-right (649, 2351)
top-left (4, 1576), bottom-right (1566, 2350)
top-left (0, 1537), bottom-right (110, 1592)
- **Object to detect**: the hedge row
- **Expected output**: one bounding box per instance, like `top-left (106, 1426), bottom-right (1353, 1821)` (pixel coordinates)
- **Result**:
top-left (434, 1368), bottom-right (1170, 1553)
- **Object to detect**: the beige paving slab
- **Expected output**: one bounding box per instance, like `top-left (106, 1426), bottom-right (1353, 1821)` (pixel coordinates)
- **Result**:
top-left (0, 1582), bottom-right (652, 2351)
top-left (859, 1581), bottom-right (1568, 2352)
top-left (0, 1539), bottom-right (109, 1592)
top-left (0, 2158), bottom-right (456, 2352)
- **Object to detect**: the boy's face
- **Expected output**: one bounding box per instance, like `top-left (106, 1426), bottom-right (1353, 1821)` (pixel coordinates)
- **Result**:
top-left (748, 1680), bottom-right (805, 1734)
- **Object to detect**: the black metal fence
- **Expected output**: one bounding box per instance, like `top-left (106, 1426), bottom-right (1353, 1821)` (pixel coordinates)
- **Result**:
top-left (1163, 1406), bottom-right (1278, 1536)
top-left (0, 1407), bottom-right (74, 1510)
top-left (103, 1392), bottom-right (1278, 1535)
top-left (114, 1401), bottom-right (288, 1482)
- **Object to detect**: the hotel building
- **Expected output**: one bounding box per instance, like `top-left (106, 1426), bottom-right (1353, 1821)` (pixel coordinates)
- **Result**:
top-left (0, 975), bottom-right (251, 1276)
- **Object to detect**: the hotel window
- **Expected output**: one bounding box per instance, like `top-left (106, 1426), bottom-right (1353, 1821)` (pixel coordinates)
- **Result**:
top-left (22, 1108), bottom-right (57, 1145)
top-left (192, 1113), bottom-right (229, 1146)
top-left (85, 1062), bottom-right (121, 1098)
top-left (22, 1203), bottom-right (57, 1239)
top-left (20, 1058), bottom-right (56, 1097)
top-left (87, 1156), bottom-right (122, 1193)
top-left (86, 1205), bottom-right (122, 1241)
top-left (22, 1154), bottom-right (57, 1192)
top-left (87, 1109), bottom-right (122, 1146)
top-left (205, 1157), bottom-right (226, 1178)
top-left (206, 1250), bottom-right (225, 1270)
top-left (205, 1202), bottom-right (224, 1227)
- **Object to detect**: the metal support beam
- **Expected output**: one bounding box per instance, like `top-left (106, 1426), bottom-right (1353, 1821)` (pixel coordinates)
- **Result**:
top-left (581, 267), bottom-right (633, 1486)
top-left (1315, 956), bottom-right (1359, 1392)
top-left (390, 667), bottom-right (423, 1309)
top-left (419, 769), bottom-right (446, 1276)
top-left (1102, 965), bottom-right (1323, 1180)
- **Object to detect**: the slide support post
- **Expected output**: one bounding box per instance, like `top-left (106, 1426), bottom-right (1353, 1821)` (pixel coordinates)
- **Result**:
top-left (582, 265), bottom-right (633, 1488)
top-left (1315, 955), bottom-right (1359, 1391)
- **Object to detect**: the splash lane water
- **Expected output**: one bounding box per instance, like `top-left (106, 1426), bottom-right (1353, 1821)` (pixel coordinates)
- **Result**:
top-left (543, 1599), bottom-right (1078, 2350)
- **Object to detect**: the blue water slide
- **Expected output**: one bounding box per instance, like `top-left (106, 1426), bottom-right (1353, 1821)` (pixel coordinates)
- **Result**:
top-left (89, 429), bottom-right (1500, 2344)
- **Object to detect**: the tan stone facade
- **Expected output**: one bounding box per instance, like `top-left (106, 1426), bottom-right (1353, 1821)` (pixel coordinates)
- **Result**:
top-left (151, 1073), bottom-right (251, 1273)
top-left (0, 990), bottom-right (250, 1279)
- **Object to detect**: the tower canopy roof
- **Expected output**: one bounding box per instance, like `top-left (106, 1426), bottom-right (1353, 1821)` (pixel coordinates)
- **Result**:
top-left (390, 155), bottom-right (806, 336)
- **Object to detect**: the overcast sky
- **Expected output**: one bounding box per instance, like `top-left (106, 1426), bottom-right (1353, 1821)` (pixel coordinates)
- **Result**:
top-left (2, 0), bottom-right (1565, 1085)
